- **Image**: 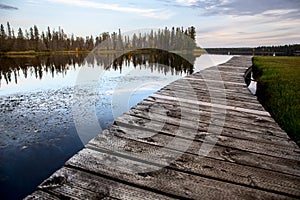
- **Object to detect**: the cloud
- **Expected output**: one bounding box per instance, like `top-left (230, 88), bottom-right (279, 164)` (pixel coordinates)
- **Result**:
top-left (169, 0), bottom-right (300, 47)
top-left (0, 3), bottom-right (18, 10)
top-left (48, 0), bottom-right (174, 19)
top-left (196, 12), bottom-right (300, 47)
top-left (172, 0), bottom-right (300, 18)
top-left (175, 0), bottom-right (199, 6)
top-left (158, 0), bottom-right (300, 23)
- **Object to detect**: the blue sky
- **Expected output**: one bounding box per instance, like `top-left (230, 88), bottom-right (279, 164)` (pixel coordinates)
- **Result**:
top-left (0, 0), bottom-right (299, 47)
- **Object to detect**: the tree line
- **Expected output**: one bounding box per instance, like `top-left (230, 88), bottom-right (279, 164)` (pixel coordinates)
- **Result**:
top-left (255, 44), bottom-right (300, 56)
top-left (206, 44), bottom-right (300, 56)
top-left (0, 22), bottom-right (197, 52)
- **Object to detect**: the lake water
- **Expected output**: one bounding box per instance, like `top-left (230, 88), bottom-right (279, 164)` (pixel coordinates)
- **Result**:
top-left (0, 52), bottom-right (231, 199)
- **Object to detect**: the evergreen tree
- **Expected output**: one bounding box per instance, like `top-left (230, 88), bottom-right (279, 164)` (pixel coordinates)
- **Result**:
top-left (0, 24), bottom-right (5, 39)
top-left (16, 28), bottom-right (26, 51)
top-left (33, 25), bottom-right (39, 51)
top-left (0, 24), bottom-right (6, 51)
top-left (7, 22), bottom-right (12, 39)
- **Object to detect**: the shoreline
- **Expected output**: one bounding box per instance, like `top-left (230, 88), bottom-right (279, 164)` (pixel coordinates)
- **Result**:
top-left (0, 48), bottom-right (205, 57)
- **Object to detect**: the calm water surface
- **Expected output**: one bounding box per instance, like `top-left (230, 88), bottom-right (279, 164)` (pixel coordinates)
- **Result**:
top-left (0, 52), bottom-right (231, 199)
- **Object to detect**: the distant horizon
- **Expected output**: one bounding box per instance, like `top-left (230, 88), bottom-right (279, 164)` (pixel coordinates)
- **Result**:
top-left (1, 0), bottom-right (300, 48)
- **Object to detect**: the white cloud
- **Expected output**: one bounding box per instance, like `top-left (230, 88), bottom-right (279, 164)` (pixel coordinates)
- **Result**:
top-left (175, 0), bottom-right (199, 6)
top-left (202, 0), bottom-right (299, 17)
top-left (262, 9), bottom-right (298, 16)
top-left (48, 0), bottom-right (174, 19)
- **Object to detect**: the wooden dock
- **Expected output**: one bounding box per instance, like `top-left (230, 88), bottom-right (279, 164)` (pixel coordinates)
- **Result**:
top-left (26, 56), bottom-right (300, 199)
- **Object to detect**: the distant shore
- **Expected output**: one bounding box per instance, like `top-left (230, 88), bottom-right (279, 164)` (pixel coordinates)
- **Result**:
top-left (0, 48), bottom-right (205, 57)
top-left (0, 50), bottom-right (90, 56)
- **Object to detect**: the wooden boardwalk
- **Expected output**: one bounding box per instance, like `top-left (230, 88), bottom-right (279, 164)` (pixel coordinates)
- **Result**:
top-left (26, 56), bottom-right (300, 200)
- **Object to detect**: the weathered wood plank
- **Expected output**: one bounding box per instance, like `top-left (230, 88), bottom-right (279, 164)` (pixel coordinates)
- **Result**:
top-left (215, 65), bottom-right (249, 72)
top-left (142, 96), bottom-right (295, 141)
top-left (128, 106), bottom-right (285, 141)
top-left (129, 104), bottom-right (296, 147)
top-left (38, 167), bottom-right (173, 200)
top-left (200, 69), bottom-right (245, 76)
top-left (219, 56), bottom-right (253, 67)
top-left (172, 78), bottom-right (254, 95)
top-left (160, 85), bottom-right (261, 106)
top-left (86, 129), bottom-right (300, 196)
top-left (150, 93), bottom-right (271, 117)
top-left (114, 115), bottom-right (300, 160)
top-left (183, 77), bottom-right (246, 86)
top-left (142, 98), bottom-right (272, 123)
top-left (156, 89), bottom-right (265, 111)
top-left (66, 147), bottom-right (295, 199)
top-left (24, 190), bottom-right (60, 200)
top-left (105, 123), bottom-right (300, 176)
top-left (194, 73), bottom-right (246, 84)
top-left (163, 80), bottom-right (258, 99)
top-left (134, 101), bottom-right (284, 132)
top-left (142, 97), bottom-right (277, 125)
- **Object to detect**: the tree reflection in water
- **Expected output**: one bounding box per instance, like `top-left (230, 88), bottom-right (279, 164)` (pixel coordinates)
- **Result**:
top-left (0, 49), bottom-right (195, 86)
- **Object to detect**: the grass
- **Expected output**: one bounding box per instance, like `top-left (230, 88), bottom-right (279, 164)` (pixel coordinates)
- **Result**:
top-left (253, 56), bottom-right (300, 145)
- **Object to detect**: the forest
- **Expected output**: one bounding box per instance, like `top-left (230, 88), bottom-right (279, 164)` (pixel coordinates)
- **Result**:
top-left (0, 22), bottom-right (197, 52)
top-left (206, 44), bottom-right (300, 56)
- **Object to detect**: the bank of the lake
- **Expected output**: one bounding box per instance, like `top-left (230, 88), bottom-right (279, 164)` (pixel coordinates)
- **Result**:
top-left (253, 56), bottom-right (300, 145)
top-left (0, 50), bottom-right (91, 56)
top-left (0, 48), bottom-right (205, 57)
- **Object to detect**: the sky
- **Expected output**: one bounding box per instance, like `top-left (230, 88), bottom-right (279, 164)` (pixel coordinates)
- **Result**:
top-left (0, 0), bottom-right (299, 48)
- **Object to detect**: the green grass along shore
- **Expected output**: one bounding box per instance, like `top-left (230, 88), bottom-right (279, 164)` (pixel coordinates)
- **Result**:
top-left (253, 56), bottom-right (300, 145)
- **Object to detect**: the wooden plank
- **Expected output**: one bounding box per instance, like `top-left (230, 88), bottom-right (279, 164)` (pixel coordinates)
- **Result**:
top-left (128, 106), bottom-right (285, 141)
top-left (87, 129), bottom-right (300, 196)
top-left (170, 79), bottom-right (256, 96)
top-left (220, 56), bottom-right (253, 67)
top-left (133, 102), bottom-right (284, 132)
top-left (156, 89), bottom-right (265, 111)
top-left (129, 104), bottom-right (295, 147)
top-left (200, 69), bottom-right (245, 76)
top-left (215, 65), bottom-right (247, 69)
top-left (216, 66), bottom-right (249, 71)
top-left (142, 97), bottom-right (276, 125)
top-left (66, 147), bottom-right (295, 199)
top-left (198, 73), bottom-right (247, 83)
top-left (114, 115), bottom-right (300, 160)
top-left (162, 84), bottom-right (260, 104)
top-left (105, 124), bottom-right (300, 176)
top-left (24, 190), bottom-right (60, 200)
top-left (38, 167), bottom-right (173, 200)
top-left (141, 98), bottom-right (292, 140)
top-left (180, 73), bottom-right (248, 86)
top-left (164, 79), bottom-right (256, 97)
top-left (195, 72), bottom-right (246, 83)
top-left (150, 93), bottom-right (271, 117)
top-left (183, 77), bottom-right (246, 86)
